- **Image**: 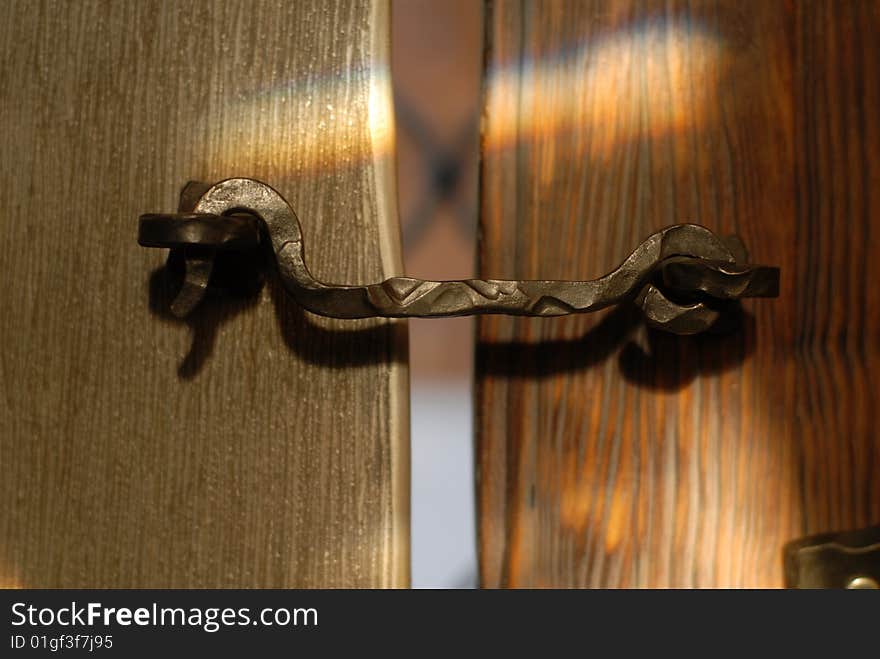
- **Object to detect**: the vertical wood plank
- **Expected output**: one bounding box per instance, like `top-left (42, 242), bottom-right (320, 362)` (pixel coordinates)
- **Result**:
top-left (0, 0), bottom-right (409, 587)
top-left (477, 0), bottom-right (880, 587)
top-left (791, 1), bottom-right (880, 539)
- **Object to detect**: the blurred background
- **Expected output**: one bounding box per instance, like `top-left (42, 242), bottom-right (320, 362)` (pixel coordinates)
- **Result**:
top-left (392, 1), bottom-right (481, 588)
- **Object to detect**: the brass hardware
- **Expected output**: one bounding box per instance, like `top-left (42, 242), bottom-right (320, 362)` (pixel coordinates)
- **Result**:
top-left (784, 525), bottom-right (880, 588)
top-left (138, 178), bottom-right (779, 334)
top-left (846, 576), bottom-right (879, 589)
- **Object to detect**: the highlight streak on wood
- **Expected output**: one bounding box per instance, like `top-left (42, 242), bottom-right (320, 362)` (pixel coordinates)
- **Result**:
top-left (0, 0), bottom-right (409, 587)
top-left (477, 0), bottom-right (880, 587)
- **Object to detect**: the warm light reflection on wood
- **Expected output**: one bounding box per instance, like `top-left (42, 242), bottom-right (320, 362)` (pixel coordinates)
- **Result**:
top-left (486, 21), bottom-right (723, 163)
top-left (198, 69), bottom-right (396, 177)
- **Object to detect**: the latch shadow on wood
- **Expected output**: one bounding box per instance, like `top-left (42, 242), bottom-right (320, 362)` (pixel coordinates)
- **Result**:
top-left (138, 178), bottom-right (779, 334)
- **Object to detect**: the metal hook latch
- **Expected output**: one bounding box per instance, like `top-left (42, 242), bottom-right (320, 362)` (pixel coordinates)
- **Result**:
top-left (784, 525), bottom-right (880, 588)
top-left (138, 178), bottom-right (779, 334)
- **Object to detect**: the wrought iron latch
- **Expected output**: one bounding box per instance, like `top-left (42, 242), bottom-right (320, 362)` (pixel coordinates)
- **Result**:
top-left (784, 526), bottom-right (880, 589)
top-left (138, 178), bottom-right (779, 334)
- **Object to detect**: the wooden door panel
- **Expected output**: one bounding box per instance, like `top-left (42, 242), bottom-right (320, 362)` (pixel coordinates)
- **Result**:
top-left (0, 0), bottom-right (408, 587)
top-left (477, 0), bottom-right (880, 587)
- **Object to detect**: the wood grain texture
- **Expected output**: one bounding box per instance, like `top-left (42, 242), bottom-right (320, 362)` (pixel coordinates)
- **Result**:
top-left (477, 0), bottom-right (880, 587)
top-left (0, 0), bottom-right (409, 587)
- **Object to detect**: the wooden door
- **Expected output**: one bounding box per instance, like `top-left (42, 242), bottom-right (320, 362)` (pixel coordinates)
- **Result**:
top-left (0, 0), bottom-right (409, 587)
top-left (477, 0), bottom-right (880, 587)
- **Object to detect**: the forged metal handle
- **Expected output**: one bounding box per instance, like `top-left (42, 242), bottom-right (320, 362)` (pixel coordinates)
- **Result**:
top-left (138, 178), bottom-right (779, 334)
